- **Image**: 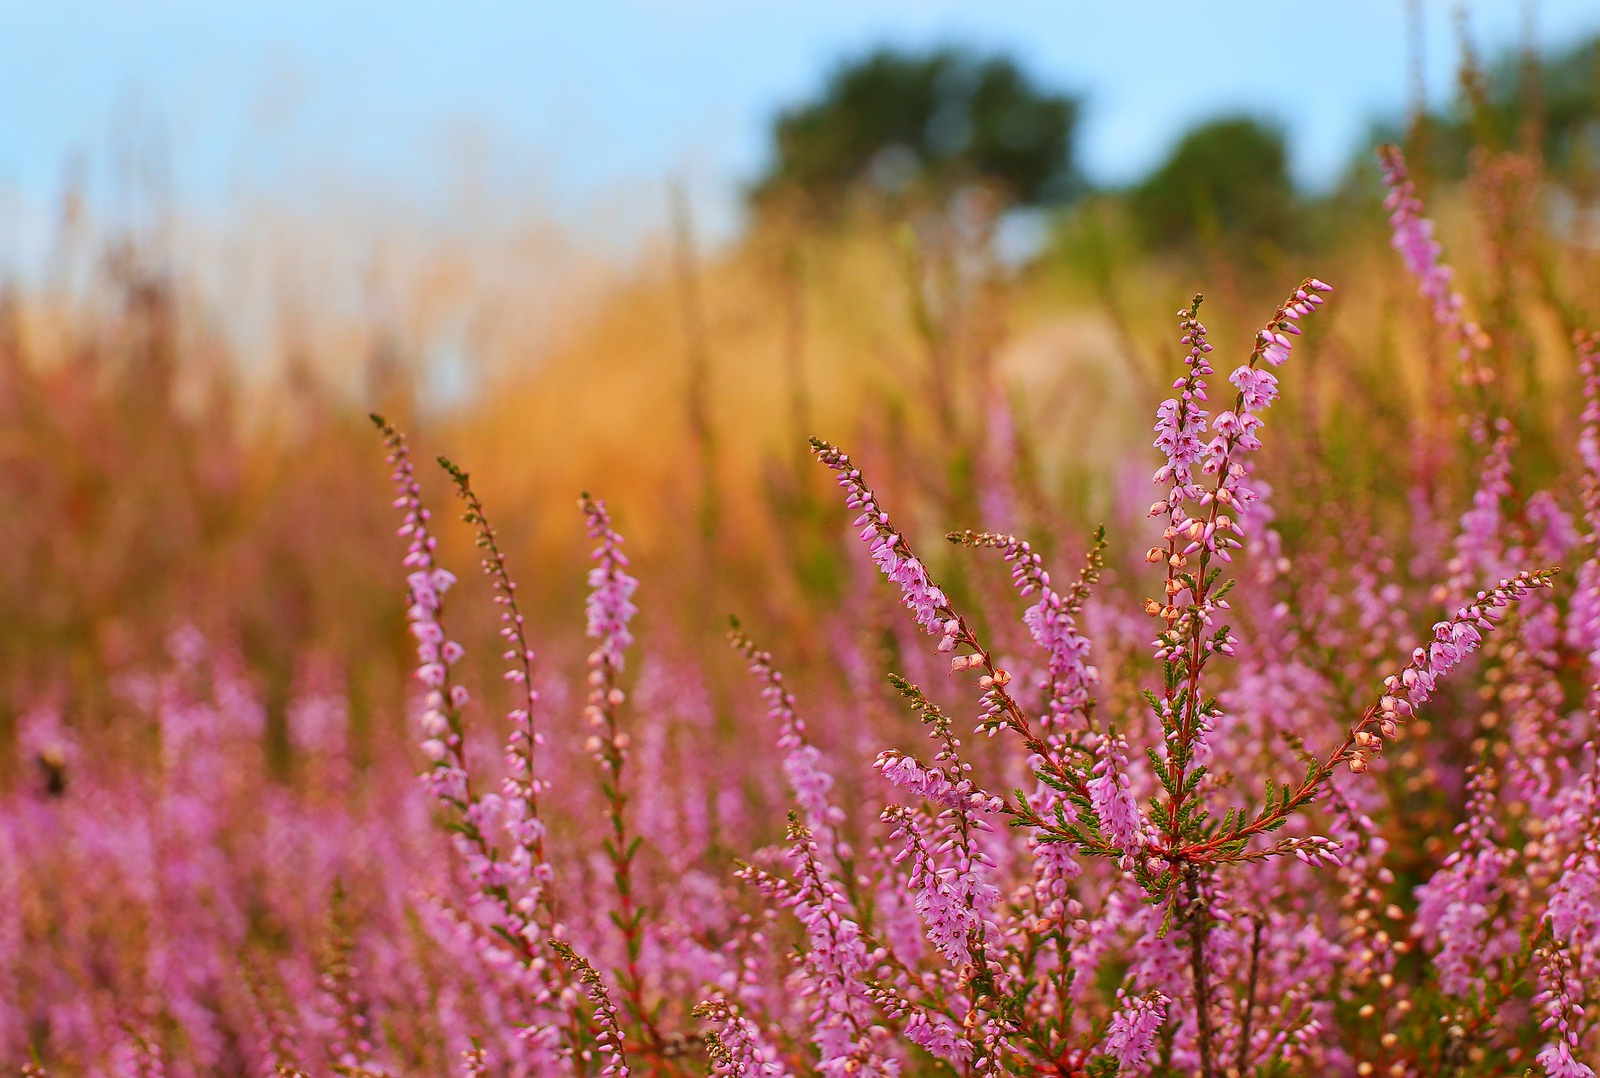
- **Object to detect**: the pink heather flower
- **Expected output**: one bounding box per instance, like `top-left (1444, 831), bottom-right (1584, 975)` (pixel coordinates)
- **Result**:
top-left (902, 1008), bottom-right (966, 1063)
top-left (1534, 934), bottom-right (1595, 1078)
top-left (1102, 989), bottom-right (1167, 1069)
top-left (550, 940), bottom-right (630, 1078)
top-left (951, 530), bottom-right (1102, 729)
top-left (784, 822), bottom-right (894, 1077)
top-left (1412, 769), bottom-right (1518, 997)
top-left (1229, 363), bottom-right (1277, 412)
top-left (1377, 144), bottom-right (1489, 378)
top-left (882, 804), bottom-right (998, 969)
top-left (578, 493), bottom-right (640, 789)
top-left (1022, 594), bottom-right (1095, 722)
top-left (698, 999), bottom-right (791, 1078)
top-left (812, 440), bottom-right (948, 635)
top-left (1379, 571), bottom-right (1554, 715)
top-left (1087, 728), bottom-right (1145, 854)
top-left (731, 625), bottom-right (846, 839)
top-left (376, 418), bottom-right (476, 808)
top-left (875, 750), bottom-right (1000, 816)
top-left (1549, 837), bottom-right (1600, 954)
top-left (1150, 301), bottom-right (1213, 503)
top-left (583, 495), bottom-right (640, 667)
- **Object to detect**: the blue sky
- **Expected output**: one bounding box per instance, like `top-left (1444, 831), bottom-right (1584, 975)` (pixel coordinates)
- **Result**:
top-left (3, 1), bottom-right (1599, 248)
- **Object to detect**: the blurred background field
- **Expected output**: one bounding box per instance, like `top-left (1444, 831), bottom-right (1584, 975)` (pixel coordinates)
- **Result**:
top-left (1, 1), bottom-right (1597, 758)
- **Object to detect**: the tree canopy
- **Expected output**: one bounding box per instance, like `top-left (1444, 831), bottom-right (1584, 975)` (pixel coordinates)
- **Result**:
top-left (751, 46), bottom-right (1080, 215)
top-left (1129, 116), bottom-right (1296, 251)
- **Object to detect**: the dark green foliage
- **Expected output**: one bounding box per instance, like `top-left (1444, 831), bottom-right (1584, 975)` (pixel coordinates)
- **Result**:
top-left (752, 46), bottom-right (1080, 213)
top-left (1370, 33), bottom-right (1600, 182)
top-left (1129, 116), bottom-right (1296, 252)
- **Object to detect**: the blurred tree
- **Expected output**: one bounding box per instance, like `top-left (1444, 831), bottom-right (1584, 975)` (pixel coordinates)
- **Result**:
top-left (1129, 116), bottom-right (1296, 252)
top-left (750, 46), bottom-right (1080, 215)
top-left (1376, 33), bottom-right (1600, 183)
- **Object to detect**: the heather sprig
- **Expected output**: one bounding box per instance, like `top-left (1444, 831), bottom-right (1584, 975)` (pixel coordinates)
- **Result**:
top-left (781, 814), bottom-right (896, 1077)
top-left (373, 415), bottom-right (472, 809)
top-left (439, 456), bottom-right (558, 934)
top-left (1534, 926), bottom-right (1597, 1078)
top-left (372, 415), bottom-right (546, 968)
top-left (578, 493), bottom-right (658, 1050)
top-left (877, 675), bottom-right (1009, 1057)
top-left (549, 939), bottom-right (632, 1078)
top-left (946, 526), bottom-right (1106, 734)
top-left (1143, 284), bottom-right (1330, 848)
top-left (727, 619), bottom-right (848, 850)
top-left (1099, 988), bottom-right (1168, 1071)
top-left (810, 437), bottom-right (1101, 829)
top-left (1378, 143), bottom-right (1493, 387)
top-left (693, 1000), bottom-right (789, 1078)
top-left (1184, 570), bottom-right (1557, 862)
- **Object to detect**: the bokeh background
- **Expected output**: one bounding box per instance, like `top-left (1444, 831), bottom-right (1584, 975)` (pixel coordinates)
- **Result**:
top-left (0, 0), bottom-right (1597, 755)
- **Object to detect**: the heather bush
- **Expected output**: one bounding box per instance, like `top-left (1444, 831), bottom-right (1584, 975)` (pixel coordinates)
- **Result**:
top-left (6, 130), bottom-right (1600, 1078)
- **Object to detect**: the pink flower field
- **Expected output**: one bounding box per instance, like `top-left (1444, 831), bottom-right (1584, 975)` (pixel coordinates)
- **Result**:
top-left (5, 27), bottom-right (1600, 1078)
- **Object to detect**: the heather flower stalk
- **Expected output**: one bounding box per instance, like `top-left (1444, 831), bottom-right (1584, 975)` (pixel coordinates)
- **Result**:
top-left (1134, 285), bottom-right (1328, 1077)
top-left (1146, 285), bottom-right (1328, 805)
top-left (1100, 989), bottom-right (1168, 1071)
top-left (375, 416), bottom-right (472, 809)
top-left (578, 494), bottom-right (658, 1051)
top-left (1181, 570), bottom-right (1554, 863)
top-left (810, 438), bottom-right (1102, 833)
top-left (372, 416), bottom-right (545, 967)
top-left (877, 678), bottom-right (1005, 1043)
top-left (440, 457), bottom-right (559, 935)
top-left (549, 940), bottom-right (631, 1078)
top-left (1086, 726), bottom-right (1146, 857)
top-left (728, 620), bottom-right (848, 854)
top-left (694, 999), bottom-right (790, 1078)
top-left (1378, 143), bottom-right (1492, 386)
top-left (946, 527), bottom-right (1105, 734)
top-left (782, 815), bottom-right (896, 1077)
top-left (1534, 929), bottom-right (1596, 1078)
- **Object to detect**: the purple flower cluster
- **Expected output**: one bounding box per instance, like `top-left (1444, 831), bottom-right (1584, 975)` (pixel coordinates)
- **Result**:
top-left (1087, 727), bottom-right (1146, 854)
top-left (784, 822), bottom-right (894, 1077)
top-left (949, 529), bottom-right (1101, 732)
top-left (1102, 989), bottom-right (1168, 1069)
top-left (731, 623), bottom-right (847, 840)
top-left (379, 420), bottom-right (473, 808)
top-left (1378, 143), bottom-right (1491, 381)
top-left (813, 440), bottom-right (949, 636)
top-left (1535, 935), bottom-right (1596, 1078)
